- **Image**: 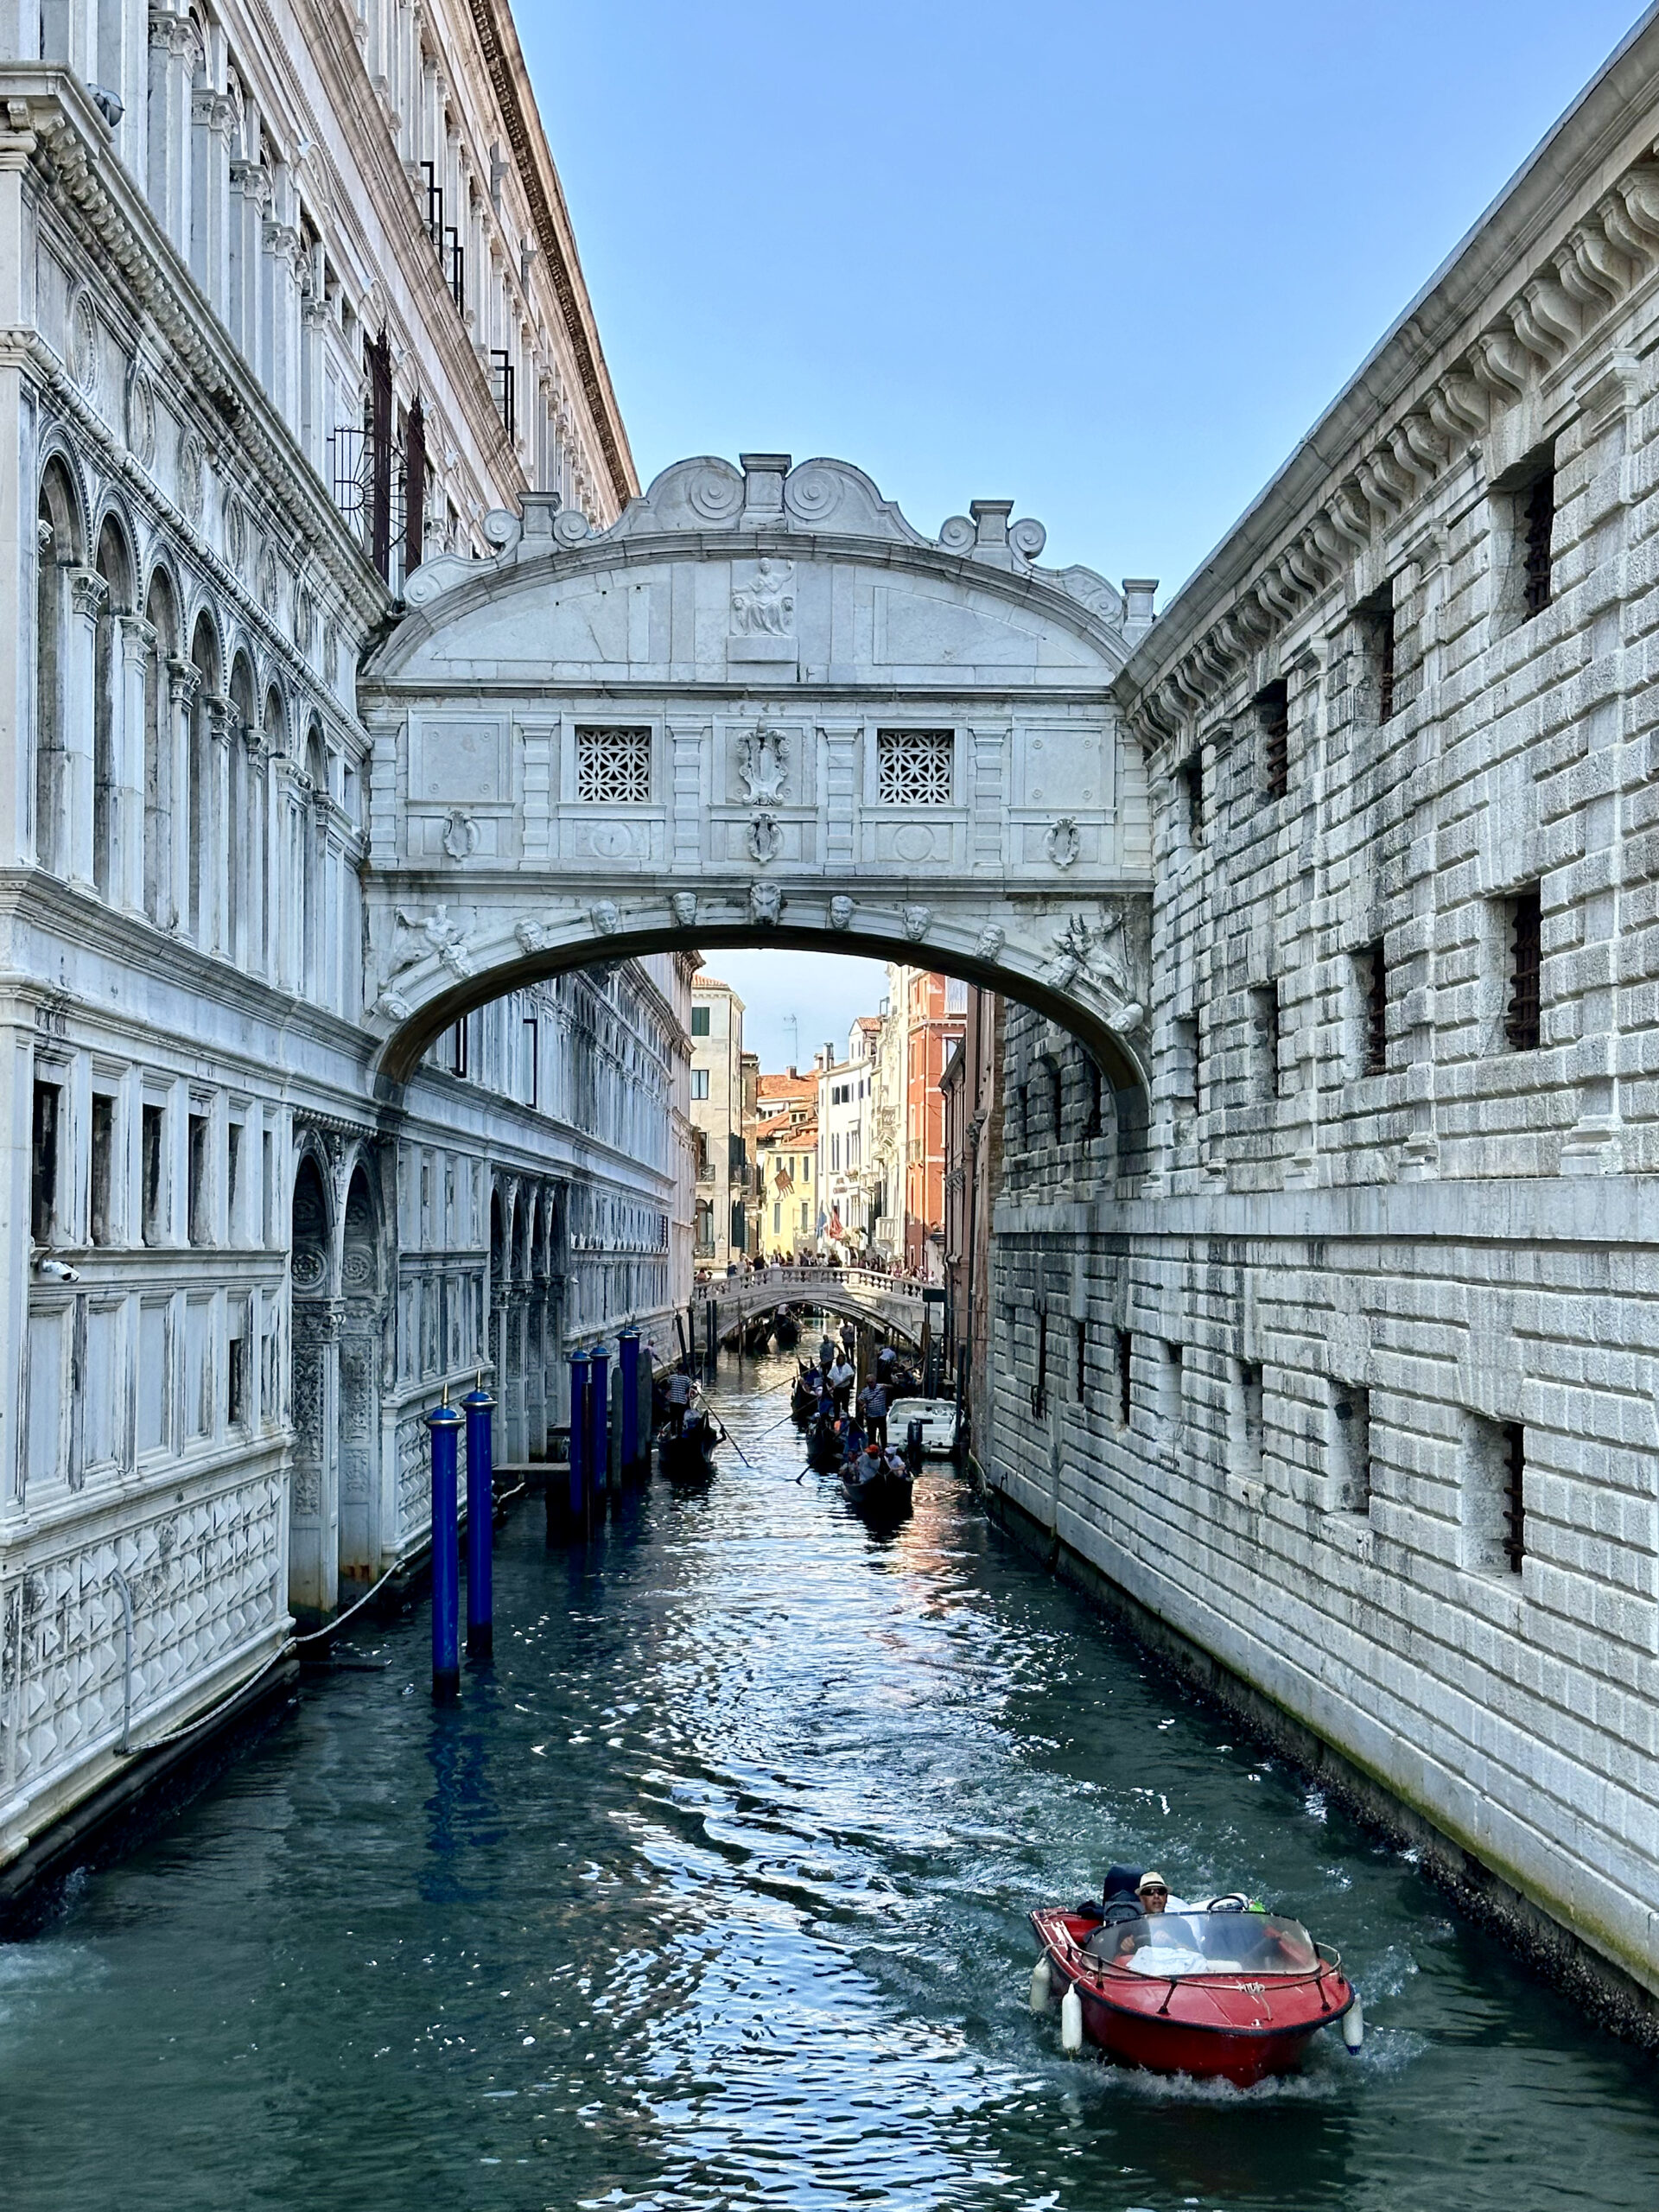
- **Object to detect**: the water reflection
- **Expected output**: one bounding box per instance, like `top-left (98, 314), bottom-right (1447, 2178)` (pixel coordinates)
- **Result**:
top-left (1, 1345), bottom-right (1656, 2212)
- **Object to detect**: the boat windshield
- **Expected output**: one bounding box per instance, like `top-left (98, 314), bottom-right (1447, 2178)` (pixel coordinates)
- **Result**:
top-left (1083, 1910), bottom-right (1320, 1978)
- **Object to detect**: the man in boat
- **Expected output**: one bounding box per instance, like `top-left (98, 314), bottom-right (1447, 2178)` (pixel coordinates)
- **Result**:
top-left (857, 1376), bottom-right (889, 1450)
top-left (665, 1359), bottom-right (696, 1434)
top-left (818, 1332), bottom-right (837, 1370)
top-left (1135, 1871), bottom-right (1188, 1914)
top-left (850, 1437), bottom-right (887, 1490)
top-left (828, 1351), bottom-right (855, 1413)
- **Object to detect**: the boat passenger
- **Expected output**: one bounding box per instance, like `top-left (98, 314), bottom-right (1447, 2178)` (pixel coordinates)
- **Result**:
top-left (1135, 1871), bottom-right (1188, 1914)
top-left (852, 1440), bottom-right (886, 1487)
top-left (665, 1361), bottom-right (696, 1434)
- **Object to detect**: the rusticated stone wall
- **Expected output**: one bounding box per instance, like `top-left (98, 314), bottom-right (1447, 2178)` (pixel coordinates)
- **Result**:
top-left (984, 22), bottom-right (1659, 2022)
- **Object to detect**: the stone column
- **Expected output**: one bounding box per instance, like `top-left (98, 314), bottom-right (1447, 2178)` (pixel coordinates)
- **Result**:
top-left (507, 1285), bottom-right (530, 1464)
top-left (65, 569), bottom-right (107, 890)
top-left (206, 692), bottom-right (231, 954)
top-left (147, 8), bottom-right (196, 259)
top-left (228, 158), bottom-right (270, 365)
top-left (190, 89), bottom-right (235, 315)
top-left (289, 1296), bottom-right (343, 1625)
top-left (117, 615), bottom-right (153, 914)
top-left (525, 1287), bottom-right (547, 1459)
top-left (165, 659), bottom-right (198, 934)
top-left (262, 217), bottom-right (302, 425)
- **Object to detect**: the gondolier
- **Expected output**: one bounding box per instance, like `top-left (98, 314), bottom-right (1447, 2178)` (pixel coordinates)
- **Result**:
top-left (857, 1377), bottom-right (889, 1450)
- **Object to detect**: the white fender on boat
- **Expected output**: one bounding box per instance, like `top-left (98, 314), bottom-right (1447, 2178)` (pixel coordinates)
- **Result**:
top-left (1028, 1956), bottom-right (1052, 2012)
top-left (1341, 1993), bottom-right (1364, 2051)
top-left (1060, 1980), bottom-right (1084, 2055)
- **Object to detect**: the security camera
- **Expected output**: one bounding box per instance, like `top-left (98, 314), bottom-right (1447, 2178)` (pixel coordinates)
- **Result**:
top-left (35, 1256), bottom-right (82, 1283)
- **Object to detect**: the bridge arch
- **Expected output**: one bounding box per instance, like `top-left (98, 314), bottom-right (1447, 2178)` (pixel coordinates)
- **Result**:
top-left (359, 452), bottom-right (1157, 1121)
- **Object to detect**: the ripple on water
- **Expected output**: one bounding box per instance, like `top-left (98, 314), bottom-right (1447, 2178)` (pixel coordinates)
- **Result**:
top-left (1, 1348), bottom-right (1657, 2212)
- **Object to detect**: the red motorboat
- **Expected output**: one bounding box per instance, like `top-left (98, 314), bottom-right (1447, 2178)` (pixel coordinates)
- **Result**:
top-left (1029, 1898), bottom-right (1360, 2087)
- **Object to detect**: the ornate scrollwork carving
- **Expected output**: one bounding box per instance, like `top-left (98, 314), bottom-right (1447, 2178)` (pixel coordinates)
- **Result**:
top-left (1045, 817), bottom-right (1082, 870)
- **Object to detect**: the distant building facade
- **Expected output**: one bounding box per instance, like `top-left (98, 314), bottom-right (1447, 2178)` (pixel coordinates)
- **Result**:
top-left (689, 976), bottom-right (747, 1266)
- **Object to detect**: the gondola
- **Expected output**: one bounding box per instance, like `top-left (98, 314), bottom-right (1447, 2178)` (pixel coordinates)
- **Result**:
top-left (1028, 1895), bottom-right (1361, 2086)
top-left (791, 1365), bottom-right (821, 1425)
top-left (840, 1450), bottom-right (913, 1518)
top-left (658, 1408), bottom-right (720, 1482)
top-left (804, 1414), bottom-right (844, 1472)
top-left (742, 1313), bottom-right (773, 1355)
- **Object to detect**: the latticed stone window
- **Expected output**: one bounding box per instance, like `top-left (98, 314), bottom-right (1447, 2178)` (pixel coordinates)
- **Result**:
top-left (876, 727), bottom-right (953, 805)
top-left (575, 725), bottom-right (652, 803)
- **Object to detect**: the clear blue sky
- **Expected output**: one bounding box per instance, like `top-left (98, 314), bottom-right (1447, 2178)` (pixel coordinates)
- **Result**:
top-left (524, 1), bottom-right (1649, 1066)
top-left (529, 0), bottom-right (1647, 595)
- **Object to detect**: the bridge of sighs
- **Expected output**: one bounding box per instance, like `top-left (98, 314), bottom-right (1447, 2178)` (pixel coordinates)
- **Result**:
top-left (357, 451), bottom-right (1158, 1116)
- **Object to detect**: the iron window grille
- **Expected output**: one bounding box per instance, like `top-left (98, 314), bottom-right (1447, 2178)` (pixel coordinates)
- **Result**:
top-left (1502, 1421), bottom-right (1527, 1572)
top-left (1255, 680), bottom-right (1289, 798)
top-left (575, 726), bottom-right (652, 804)
top-left (1522, 469), bottom-right (1554, 620)
top-left (490, 349), bottom-right (517, 443)
top-left (1360, 941), bottom-right (1388, 1076)
top-left (419, 162), bottom-right (444, 255)
top-left (1375, 602), bottom-right (1396, 721)
top-left (876, 728), bottom-right (954, 805)
top-left (446, 229), bottom-right (466, 315)
top-left (1116, 1330), bottom-right (1133, 1426)
top-left (1505, 886), bottom-right (1542, 1050)
top-left (1177, 748), bottom-right (1204, 841)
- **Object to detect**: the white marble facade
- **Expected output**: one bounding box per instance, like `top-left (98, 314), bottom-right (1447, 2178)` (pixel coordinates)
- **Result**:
top-left (0, 1), bottom-right (687, 1863)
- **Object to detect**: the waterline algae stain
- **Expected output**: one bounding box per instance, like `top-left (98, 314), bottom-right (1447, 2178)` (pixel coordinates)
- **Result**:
top-left (2, 1351), bottom-right (1656, 2210)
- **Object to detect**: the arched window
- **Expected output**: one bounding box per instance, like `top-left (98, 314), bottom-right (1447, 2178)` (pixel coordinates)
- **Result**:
top-left (188, 612), bottom-right (219, 944)
top-left (35, 461), bottom-right (80, 876)
top-left (92, 516), bottom-right (133, 901)
top-left (143, 569), bottom-right (180, 924)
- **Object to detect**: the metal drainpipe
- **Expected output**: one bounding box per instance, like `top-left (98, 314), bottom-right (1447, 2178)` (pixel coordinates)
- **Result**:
top-left (110, 1565), bottom-right (134, 1754)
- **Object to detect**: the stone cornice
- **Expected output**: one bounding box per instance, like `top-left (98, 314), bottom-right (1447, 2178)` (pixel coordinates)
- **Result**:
top-left (1117, 11), bottom-right (1659, 748)
top-left (7, 68), bottom-right (390, 635)
top-left (461, 0), bottom-right (637, 512)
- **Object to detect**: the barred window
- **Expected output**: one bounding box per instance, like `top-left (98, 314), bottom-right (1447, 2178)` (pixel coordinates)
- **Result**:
top-left (575, 725), bottom-right (652, 803)
top-left (876, 728), bottom-right (953, 805)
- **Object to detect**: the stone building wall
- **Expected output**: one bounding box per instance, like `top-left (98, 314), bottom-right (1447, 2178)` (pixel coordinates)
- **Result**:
top-left (0, 3), bottom-right (690, 1872)
top-left (985, 23), bottom-right (1659, 2017)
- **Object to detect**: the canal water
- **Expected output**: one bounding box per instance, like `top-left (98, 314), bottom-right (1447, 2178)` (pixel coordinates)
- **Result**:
top-left (3, 1346), bottom-right (1657, 2212)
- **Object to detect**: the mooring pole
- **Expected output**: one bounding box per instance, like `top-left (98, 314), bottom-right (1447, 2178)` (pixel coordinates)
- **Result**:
top-left (426, 1401), bottom-right (462, 1702)
top-left (462, 1383), bottom-right (495, 1660)
top-left (567, 1350), bottom-right (589, 1534)
top-left (618, 1327), bottom-right (641, 1481)
top-left (587, 1344), bottom-right (610, 1525)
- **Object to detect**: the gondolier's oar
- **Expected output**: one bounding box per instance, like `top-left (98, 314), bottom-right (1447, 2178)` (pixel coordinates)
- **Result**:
top-left (711, 1417), bottom-right (757, 1471)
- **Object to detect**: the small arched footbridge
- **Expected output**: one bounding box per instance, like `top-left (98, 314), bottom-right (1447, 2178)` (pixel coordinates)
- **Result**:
top-left (692, 1266), bottom-right (931, 1349)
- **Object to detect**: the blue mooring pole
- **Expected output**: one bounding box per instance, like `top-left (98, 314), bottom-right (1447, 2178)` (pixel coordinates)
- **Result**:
top-left (462, 1384), bottom-right (495, 1661)
top-left (588, 1344), bottom-right (610, 1520)
top-left (426, 1401), bottom-right (462, 1701)
top-left (618, 1328), bottom-right (641, 1481)
top-left (567, 1350), bottom-right (589, 1532)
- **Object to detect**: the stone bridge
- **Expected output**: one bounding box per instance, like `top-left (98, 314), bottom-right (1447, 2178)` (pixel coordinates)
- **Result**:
top-left (356, 453), bottom-right (1156, 1114)
top-left (692, 1265), bottom-right (932, 1349)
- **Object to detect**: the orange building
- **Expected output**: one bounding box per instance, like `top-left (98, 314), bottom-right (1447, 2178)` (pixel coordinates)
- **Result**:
top-left (902, 970), bottom-right (966, 1278)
